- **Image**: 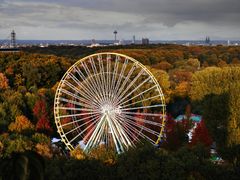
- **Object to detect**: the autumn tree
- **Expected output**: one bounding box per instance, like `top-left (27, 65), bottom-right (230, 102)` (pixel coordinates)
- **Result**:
top-left (70, 146), bottom-right (86, 160)
top-left (187, 58), bottom-right (200, 69)
top-left (154, 61), bottom-right (173, 71)
top-left (22, 63), bottom-right (41, 88)
top-left (0, 73), bottom-right (9, 90)
top-left (190, 67), bottom-right (240, 148)
top-left (33, 99), bottom-right (52, 134)
top-left (174, 81), bottom-right (190, 98)
top-left (191, 120), bottom-right (213, 147)
top-left (8, 115), bottom-right (34, 133)
top-left (163, 115), bottom-right (191, 151)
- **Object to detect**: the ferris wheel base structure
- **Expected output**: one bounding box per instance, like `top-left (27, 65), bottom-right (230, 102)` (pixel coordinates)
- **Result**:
top-left (54, 52), bottom-right (166, 154)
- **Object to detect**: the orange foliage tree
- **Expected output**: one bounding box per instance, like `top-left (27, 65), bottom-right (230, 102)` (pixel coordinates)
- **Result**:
top-left (8, 115), bottom-right (34, 133)
top-left (0, 73), bottom-right (9, 90)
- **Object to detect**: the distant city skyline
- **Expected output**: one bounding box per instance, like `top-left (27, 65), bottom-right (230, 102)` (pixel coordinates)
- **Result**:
top-left (0, 0), bottom-right (239, 40)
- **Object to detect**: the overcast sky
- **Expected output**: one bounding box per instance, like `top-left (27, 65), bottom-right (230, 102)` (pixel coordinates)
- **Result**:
top-left (0, 0), bottom-right (239, 40)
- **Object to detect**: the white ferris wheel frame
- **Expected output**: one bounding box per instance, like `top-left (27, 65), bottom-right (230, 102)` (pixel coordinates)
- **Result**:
top-left (54, 52), bottom-right (166, 154)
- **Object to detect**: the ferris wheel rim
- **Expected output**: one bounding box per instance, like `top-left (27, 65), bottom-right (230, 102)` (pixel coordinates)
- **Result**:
top-left (54, 52), bottom-right (166, 153)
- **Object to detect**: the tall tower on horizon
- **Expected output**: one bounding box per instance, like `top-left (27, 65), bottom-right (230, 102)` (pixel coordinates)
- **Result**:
top-left (113, 30), bottom-right (117, 43)
top-left (132, 35), bottom-right (136, 44)
top-left (10, 30), bottom-right (16, 48)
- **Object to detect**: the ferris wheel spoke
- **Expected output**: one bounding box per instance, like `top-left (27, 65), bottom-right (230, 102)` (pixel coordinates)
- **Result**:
top-left (81, 62), bottom-right (106, 102)
top-left (68, 71), bottom-right (97, 100)
top-left (69, 116), bottom-right (100, 143)
top-left (120, 122), bottom-right (156, 145)
top-left (57, 97), bottom-right (94, 110)
top-left (116, 114), bottom-right (156, 144)
top-left (117, 123), bottom-right (138, 147)
top-left (118, 114), bottom-right (159, 136)
top-left (117, 76), bottom-right (151, 105)
top-left (84, 60), bottom-right (108, 103)
top-left (110, 56), bottom-right (120, 102)
top-left (74, 66), bottom-right (105, 104)
top-left (116, 69), bottom-right (144, 102)
top-left (119, 85), bottom-right (157, 106)
top-left (88, 57), bottom-right (108, 103)
top-left (120, 94), bottom-right (162, 109)
top-left (82, 119), bottom-right (99, 143)
top-left (116, 117), bottom-right (142, 144)
top-left (108, 115), bottom-right (132, 148)
top-left (65, 115), bottom-right (100, 136)
top-left (120, 111), bottom-right (164, 117)
top-left (64, 116), bottom-right (99, 137)
top-left (121, 113), bottom-right (163, 127)
top-left (106, 115), bottom-right (125, 153)
top-left (113, 63), bottom-right (136, 102)
top-left (84, 114), bottom-right (107, 151)
top-left (62, 78), bottom-right (100, 108)
top-left (61, 113), bottom-right (100, 127)
top-left (67, 72), bottom-right (102, 105)
top-left (99, 55), bottom-right (108, 102)
top-left (87, 119), bottom-right (107, 150)
top-left (58, 111), bottom-right (100, 119)
top-left (120, 104), bottom-right (165, 111)
top-left (116, 117), bottom-right (143, 141)
top-left (86, 113), bottom-right (125, 153)
top-left (57, 97), bottom-right (97, 110)
top-left (63, 73), bottom-right (99, 106)
top-left (96, 55), bottom-right (106, 102)
top-left (106, 54), bottom-right (112, 100)
top-left (111, 58), bottom-right (128, 102)
top-left (114, 115), bottom-right (140, 145)
top-left (121, 115), bottom-right (162, 137)
top-left (59, 88), bottom-right (98, 109)
top-left (57, 106), bottom-right (99, 113)
top-left (84, 74), bottom-right (106, 104)
top-left (85, 113), bottom-right (125, 153)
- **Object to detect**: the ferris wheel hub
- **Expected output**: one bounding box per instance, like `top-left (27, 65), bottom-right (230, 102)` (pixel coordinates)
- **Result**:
top-left (101, 103), bottom-right (121, 116)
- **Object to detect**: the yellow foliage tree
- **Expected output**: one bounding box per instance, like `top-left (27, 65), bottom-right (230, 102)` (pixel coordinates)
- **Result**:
top-left (148, 67), bottom-right (171, 103)
top-left (190, 67), bottom-right (240, 145)
top-left (35, 143), bottom-right (52, 158)
top-left (70, 146), bottom-right (86, 160)
top-left (175, 81), bottom-right (190, 98)
top-left (0, 141), bottom-right (3, 155)
top-left (8, 115), bottom-right (34, 133)
top-left (187, 58), bottom-right (200, 69)
top-left (228, 83), bottom-right (240, 145)
top-left (88, 145), bottom-right (117, 165)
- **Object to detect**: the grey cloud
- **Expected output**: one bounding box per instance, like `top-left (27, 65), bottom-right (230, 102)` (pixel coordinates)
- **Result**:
top-left (0, 0), bottom-right (239, 40)
top-left (4, 0), bottom-right (240, 25)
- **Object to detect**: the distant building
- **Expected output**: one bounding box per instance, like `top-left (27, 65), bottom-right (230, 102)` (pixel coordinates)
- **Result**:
top-left (132, 35), bottom-right (136, 44)
top-left (142, 38), bottom-right (149, 45)
top-left (205, 36), bottom-right (211, 45)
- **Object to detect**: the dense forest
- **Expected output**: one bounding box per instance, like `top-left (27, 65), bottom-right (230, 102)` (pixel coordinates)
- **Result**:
top-left (0, 44), bottom-right (240, 179)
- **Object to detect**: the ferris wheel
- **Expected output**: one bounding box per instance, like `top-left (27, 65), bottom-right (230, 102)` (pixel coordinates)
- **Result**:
top-left (54, 52), bottom-right (166, 154)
